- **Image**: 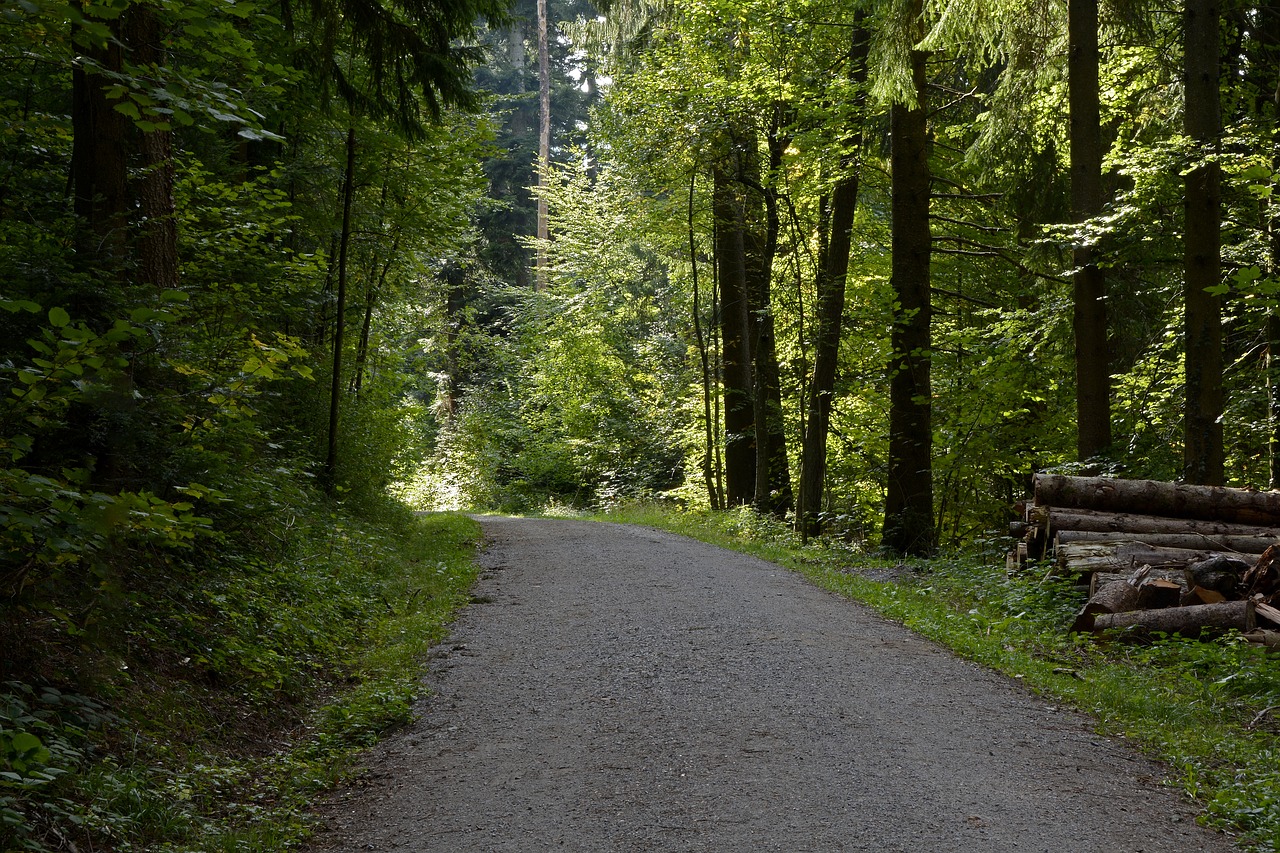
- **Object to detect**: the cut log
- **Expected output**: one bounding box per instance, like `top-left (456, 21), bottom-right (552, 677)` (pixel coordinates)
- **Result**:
top-left (1242, 629), bottom-right (1280, 650)
top-left (1032, 506), bottom-right (1280, 539)
top-left (1092, 599), bottom-right (1256, 636)
top-left (1255, 600), bottom-right (1280, 627)
top-left (1089, 568), bottom-right (1190, 597)
top-left (1071, 579), bottom-right (1143, 632)
top-left (1138, 578), bottom-right (1183, 610)
top-left (1073, 569), bottom-right (1191, 632)
top-left (1057, 542), bottom-right (1236, 576)
top-left (1245, 545), bottom-right (1280, 599)
top-left (1182, 585), bottom-right (1227, 606)
top-left (1054, 529), bottom-right (1279, 554)
top-left (1034, 474), bottom-right (1280, 526)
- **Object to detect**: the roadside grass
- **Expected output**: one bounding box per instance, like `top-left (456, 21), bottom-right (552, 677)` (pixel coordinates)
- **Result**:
top-left (1, 508), bottom-right (481, 853)
top-left (594, 502), bottom-right (1280, 852)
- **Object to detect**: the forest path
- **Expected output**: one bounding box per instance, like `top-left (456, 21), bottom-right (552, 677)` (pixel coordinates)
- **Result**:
top-left (308, 516), bottom-right (1237, 852)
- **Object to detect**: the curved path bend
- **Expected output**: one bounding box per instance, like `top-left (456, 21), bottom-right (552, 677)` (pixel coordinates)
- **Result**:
top-left (309, 516), bottom-right (1238, 852)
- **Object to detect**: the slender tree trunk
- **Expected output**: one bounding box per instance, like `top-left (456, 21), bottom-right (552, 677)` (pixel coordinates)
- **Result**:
top-left (324, 127), bottom-right (357, 493)
top-left (800, 23), bottom-right (869, 536)
top-left (535, 0), bottom-right (550, 290)
top-left (883, 15), bottom-right (935, 556)
top-left (713, 162), bottom-right (756, 506)
top-left (1069, 0), bottom-right (1111, 462)
top-left (1183, 0), bottom-right (1224, 485)
top-left (1258, 6), bottom-right (1280, 489)
top-left (753, 113), bottom-right (792, 518)
top-left (690, 170), bottom-right (721, 509)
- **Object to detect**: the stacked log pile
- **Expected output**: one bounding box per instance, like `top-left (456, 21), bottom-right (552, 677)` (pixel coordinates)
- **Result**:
top-left (1011, 474), bottom-right (1280, 641)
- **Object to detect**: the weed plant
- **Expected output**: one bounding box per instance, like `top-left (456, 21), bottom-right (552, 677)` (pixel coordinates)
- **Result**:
top-left (598, 501), bottom-right (1280, 852)
top-left (1, 505), bottom-right (480, 853)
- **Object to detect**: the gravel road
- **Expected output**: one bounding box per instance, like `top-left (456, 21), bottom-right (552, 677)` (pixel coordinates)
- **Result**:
top-left (308, 516), bottom-right (1239, 852)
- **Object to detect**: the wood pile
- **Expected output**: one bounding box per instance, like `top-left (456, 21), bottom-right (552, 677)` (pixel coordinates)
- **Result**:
top-left (1011, 474), bottom-right (1280, 642)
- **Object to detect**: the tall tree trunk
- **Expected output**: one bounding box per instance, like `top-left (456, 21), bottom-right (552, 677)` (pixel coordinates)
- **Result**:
top-left (324, 127), bottom-right (357, 493)
top-left (535, 0), bottom-right (550, 291)
top-left (713, 162), bottom-right (756, 506)
top-left (1183, 0), bottom-right (1224, 485)
top-left (799, 22), bottom-right (869, 536)
top-left (690, 170), bottom-right (722, 510)
top-left (70, 16), bottom-right (130, 274)
top-left (753, 113), bottom-right (792, 518)
top-left (1257, 5), bottom-right (1280, 489)
top-left (883, 17), bottom-right (936, 556)
top-left (1069, 0), bottom-right (1111, 462)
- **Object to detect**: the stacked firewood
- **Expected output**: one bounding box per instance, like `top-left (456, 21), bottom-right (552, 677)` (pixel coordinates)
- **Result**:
top-left (1011, 474), bottom-right (1280, 642)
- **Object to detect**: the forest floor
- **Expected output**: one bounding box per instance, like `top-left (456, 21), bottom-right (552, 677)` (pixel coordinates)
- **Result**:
top-left (305, 516), bottom-right (1239, 852)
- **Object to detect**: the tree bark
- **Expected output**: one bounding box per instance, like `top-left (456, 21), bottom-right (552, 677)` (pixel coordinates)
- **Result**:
top-left (883, 14), bottom-right (935, 556)
top-left (690, 170), bottom-right (721, 510)
top-left (753, 114), bottom-right (792, 518)
top-left (800, 22), bottom-right (869, 536)
top-left (1055, 530), bottom-right (1280, 554)
top-left (1183, 0), bottom-right (1224, 485)
top-left (535, 0), bottom-right (551, 291)
top-left (1069, 0), bottom-right (1111, 461)
top-left (1035, 473), bottom-right (1280, 525)
top-left (713, 162), bottom-right (756, 506)
top-left (1092, 599), bottom-right (1254, 635)
top-left (70, 14), bottom-right (130, 272)
top-left (324, 127), bottom-right (357, 493)
top-left (1031, 505), bottom-right (1280, 539)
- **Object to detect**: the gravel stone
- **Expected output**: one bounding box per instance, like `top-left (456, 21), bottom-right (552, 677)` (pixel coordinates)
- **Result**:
top-left (307, 516), bottom-right (1240, 852)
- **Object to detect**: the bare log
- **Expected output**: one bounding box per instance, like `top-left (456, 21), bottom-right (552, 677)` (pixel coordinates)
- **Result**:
top-left (1054, 529), bottom-right (1279, 554)
top-left (1057, 542), bottom-right (1241, 575)
top-left (1073, 569), bottom-right (1191, 632)
top-left (1032, 506), bottom-right (1280, 539)
top-left (1090, 569), bottom-right (1191, 595)
top-left (1034, 474), bottom-right (1280, 526)
top-left (1092, 599), bottom-right (1256, 635)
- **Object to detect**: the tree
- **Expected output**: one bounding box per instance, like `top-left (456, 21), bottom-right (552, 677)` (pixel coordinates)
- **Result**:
top-left (1183, 0), bottom-right (1224, 485)
top-left (1069, 0), bottom-right (1111, 462)
top-left (799, 21), bottom-right (870, 535)
top-left (883, 0), bottom-right (936, 556)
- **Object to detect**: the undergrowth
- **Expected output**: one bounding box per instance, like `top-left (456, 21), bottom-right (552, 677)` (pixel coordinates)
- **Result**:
top-left (0, 505), bottom-right (481, 853)
top-left (596, 501), bottom-right (1280, 852)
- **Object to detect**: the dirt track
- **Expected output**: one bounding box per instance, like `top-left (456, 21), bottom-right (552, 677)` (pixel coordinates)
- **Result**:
top-left (308, 516), bottom-right (1239, 852)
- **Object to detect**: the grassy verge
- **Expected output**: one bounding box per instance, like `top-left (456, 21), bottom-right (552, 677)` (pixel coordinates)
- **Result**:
top-left (595, 502), bottom-right (1280, 852)
top-left (1, 507), bottom-right (482, 853)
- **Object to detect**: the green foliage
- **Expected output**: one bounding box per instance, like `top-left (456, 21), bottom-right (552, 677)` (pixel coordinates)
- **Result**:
top-left (0, 509), bottom-right (482, 853)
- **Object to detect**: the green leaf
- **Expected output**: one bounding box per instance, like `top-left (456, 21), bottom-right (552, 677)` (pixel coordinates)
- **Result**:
top-left (113, 100), bottom-right (141, 121)
top-left (48, 306), bottom-right (70, 327)
top-left (8, 732), bottom-right (42, 755)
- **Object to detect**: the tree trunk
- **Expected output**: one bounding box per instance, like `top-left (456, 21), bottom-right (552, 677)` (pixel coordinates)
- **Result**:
top-left (535, 0), bottom-right (551, 291)
top-left (883, 14), bottom-right (935, 556)
top-left (1263, 6), bottom-right (1280, 490)
top-left (70, 15), bottom-right (130, 273)
top-left (753, 114), bottom-right (792, 518)
top-left (714, 161), bottom-right (756, 507)
top-left (324, 127), bottom-right (357, 493)
top-left (690, 170), bottom-right (721, 510)
top-left (1069, 0), bottom-right (1111, 461)
top-left (1092, 599), bottom-right (1255, 635)
top-left (1183, 0), bottom-right (1224, 485)
top-left (1032, 505), bottom-right (1280, 538)
top-left (1055, 530), bottom-right (1280, 553)
top-left (800, 22), bottom-right (869, 536)
top-left (129, 5), bottom-right (178, 292)
top-left (1035, 473), bottom-right (1280, 525)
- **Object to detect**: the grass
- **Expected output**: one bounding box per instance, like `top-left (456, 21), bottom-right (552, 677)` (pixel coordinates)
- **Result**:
top-left (1, 507), bottom-right (483, 853)
top-left (591, 501), bottom-right (1280, 852)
